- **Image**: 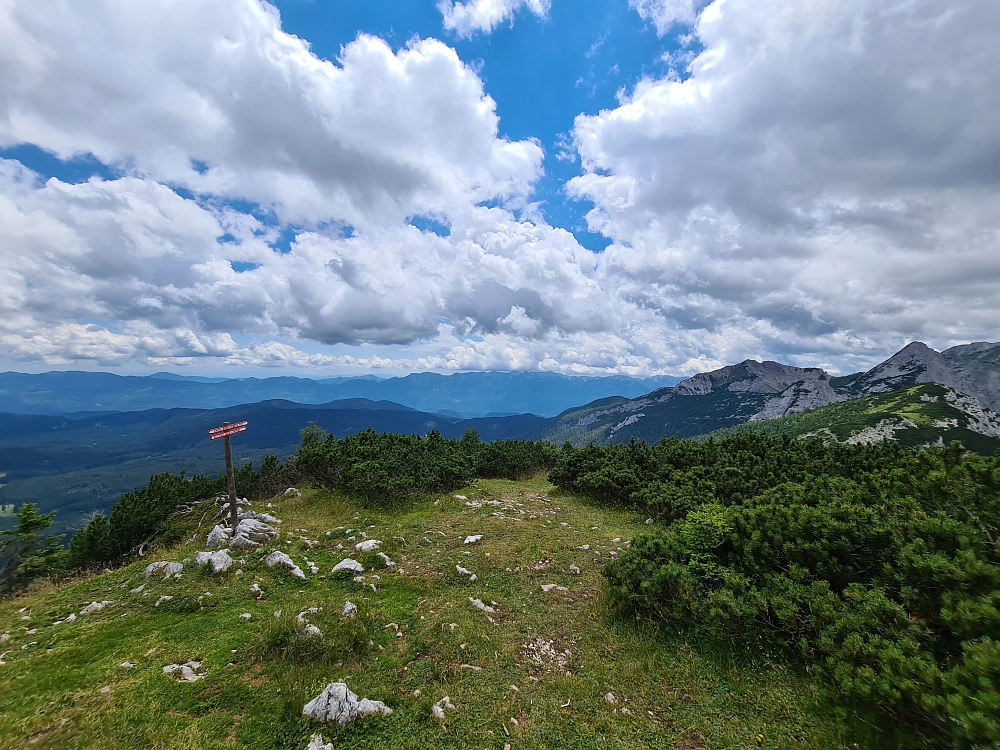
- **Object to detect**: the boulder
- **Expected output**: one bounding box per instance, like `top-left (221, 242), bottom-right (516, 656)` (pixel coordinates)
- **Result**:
top-left (302, 682), bottom-right (392, 727)
top-left (206, 525), bottom-right (231, 550)
top-left (354, 539), bottom-right (381, 552)
top-left (195, 549), bottom-right (234, 574)
top-left (264, 550), bottom-right (306, 579)
top-left (332, 558), bottom-right (364, 574)
top-left (143, 561), bottom-right (183, 579)
top-left (228, 533), bottom-right (259, 550)
top-left (237, 518), bottom-right (279, 542)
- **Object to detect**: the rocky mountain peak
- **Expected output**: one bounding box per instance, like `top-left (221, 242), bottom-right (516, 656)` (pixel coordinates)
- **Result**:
top-left (674, 359), bottom-right (828, 396)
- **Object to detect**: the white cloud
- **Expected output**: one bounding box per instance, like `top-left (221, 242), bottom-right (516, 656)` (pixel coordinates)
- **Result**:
top-left (438, 0), bottom-right (550, 37)
top-left (573, 0), bottom-right (1000, 366)
top-left (629, 0), bottom-right (707, 34)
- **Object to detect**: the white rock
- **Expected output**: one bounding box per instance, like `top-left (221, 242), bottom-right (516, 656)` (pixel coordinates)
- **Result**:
top-left (195, 549), bottom-right (234, 574)
top-left (331, 558), bottom-right (364, 574)
top-left (154, 596), bottom-right (173, 607)
top-left (469, 597), bottom-right (495, 614)
top-left (541, 584), bottom-right (557, 592)
top-left (645, 518), bottom-right (654, 525)
top-left (305, 734), bottom-right (334, 750)
top-left (342, 601), bottom-right (358, 618)
top-left (463, 535), bottom-right (483, 545)
top-left (120, 661), bottom-right (134, 668)
top-left (237, 518), bottom-right (279, 543)
top-left (264, 550), bottom-right (307, 579)
top-left (144, 561), bottom-right (183, 580)
top-left (605, 692), bottom-right (617, 704)
top-left (80, 601), bottom-right (111, 616)
top-left (206, 525), bottom-right (232, 550)
top-left (250, 583), bottom-right (263, 599)
top-left (456, 565), bottom-right (474, 576)
top-left (163, 660), bottom-right (204, 682)
top-left (240, 613), bottom-right (252, 621)
top-left (453, 495), bottom-right (467, 500)
top-left (130, 584), bottom-right (145, 595)
top-left (302, 682), bottom-right (392, 727)
top-left (354, 539), bottom-right (381, 552)
top-left (376, 552), bottom-right (396, 568)
top-left (228, 533), bottom-right (259, 550)
top-left (569, 565), bottom-right (581, 575)
top-left (303, 624), bottom-right (322, 637)
top-left (431, 695), bottom-right (455, 720)
top-left (284, 488), bottom-right (301, 497)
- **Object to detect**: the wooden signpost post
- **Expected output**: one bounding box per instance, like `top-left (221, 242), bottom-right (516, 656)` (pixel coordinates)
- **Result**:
top-left (208, 421), bottom-right (248, 531)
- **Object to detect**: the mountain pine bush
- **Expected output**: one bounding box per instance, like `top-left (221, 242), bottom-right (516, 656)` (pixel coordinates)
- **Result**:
top-left (549, 437), bottom-right (1000, 747)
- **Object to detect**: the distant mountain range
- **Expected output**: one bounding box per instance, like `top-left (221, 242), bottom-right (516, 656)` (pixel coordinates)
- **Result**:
top-left (0, 370), bottom-right (683, 418)
top-left (3, 340), bottom-right (998, 532)
top-left (537, 341), bottom-right (1000, 446)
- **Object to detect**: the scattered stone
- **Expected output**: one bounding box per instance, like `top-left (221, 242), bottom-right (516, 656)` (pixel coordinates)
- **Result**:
top-left (304, 624), bottom-right (322, 637)
top-left (431, 695), bottom-right (455, 720)
top-left (342, 601), bottom-right (358, 618)
top-left (120, 661), bottom-right (134, 669)
top-left (154, 596), bottom-right (173, 607)
top-left (354, 539), bottom-right (381, 552)
top-left (206, 525), bottom-right (231, 550)
top-left (454, 495), bottom-right (467, 500)
top-left (250, 583), bottom-right (263, 599)
top-left (265, 550), bottom-right (307, 579)
top-left (469, 597), bottom-right (495, 614)
top-left (195, 549), bottom-right (234, 574)
top-left (163, 660), bottom-right (204, 682)
top-left (240, 613), bottom-right (252, 622)
top-left (0, 634), bottom-right (8, 644)
top-left (284, 488), bottom-right (301, 497)
top-left (332, 558), bottom-right (364, 574)
top-left (80, 601), bottom-right (111, 616)
top-left (605, 692), bottom-right (617, 704)
top-left (460, 664), bottom-right (482, 671)
top-left (645, 518), bottom-right (654, 525)
top-left (130, 584), bottom-right (145, 595)
top-left (569, 565), bottom-right (581, 575)
top-left (305, 734), bottom-right (333, 750)
top-left (456, 565), bottom-right (474, 577)
top-left (620, 707), bottom-right (632, 716)
top-left (53, 613), bottom-right (77, 625)
top-left (302, 682), bottom-right (392, 727)
top-left (577, 545), bottom-right (590, 550)
top-left (541, 584), bottom-right (557, 592)
top-left (144, 561), bottom-right (183, 580)
top-left (463, 535), bottom-right (483, 545)
top-left (376, 552), bottom-right (396, 568)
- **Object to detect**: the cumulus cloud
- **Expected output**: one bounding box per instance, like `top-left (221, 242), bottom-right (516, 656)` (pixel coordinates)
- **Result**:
top-left (438, 0), bottom-right (550, 37)
top-left (2, 0), bottom-right (999, 377)
top-left (574, 0), bottom-right (1000, 367)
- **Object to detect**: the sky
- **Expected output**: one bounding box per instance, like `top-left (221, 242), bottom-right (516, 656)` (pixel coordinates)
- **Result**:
top-left (0, 0), bottom-right (998, 378)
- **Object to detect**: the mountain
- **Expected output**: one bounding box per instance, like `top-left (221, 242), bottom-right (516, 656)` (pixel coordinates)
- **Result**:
top-left (709, 383), bottom-right (1000, 455)
top-left (538, 341), bottom-right (1000, 446)
top-left (0, 370), bottom-right (683, 418)
top-left (0, 398), bottom-right (547, 532)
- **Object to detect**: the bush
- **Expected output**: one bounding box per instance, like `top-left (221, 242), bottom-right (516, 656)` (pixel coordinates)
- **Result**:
top-left (565, 436), bottom-right (1000, 747)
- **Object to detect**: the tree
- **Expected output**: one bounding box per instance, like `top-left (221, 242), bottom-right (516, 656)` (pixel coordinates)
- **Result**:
top-left (0, 503), bottom-right (66, 593)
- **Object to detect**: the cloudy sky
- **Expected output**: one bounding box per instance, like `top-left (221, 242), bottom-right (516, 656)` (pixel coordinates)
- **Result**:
top-left (1, 0), bottom-right (997, 377)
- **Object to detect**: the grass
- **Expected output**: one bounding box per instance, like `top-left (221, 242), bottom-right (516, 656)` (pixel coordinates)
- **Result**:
top-left (2, 478), bottom-right (875, 749)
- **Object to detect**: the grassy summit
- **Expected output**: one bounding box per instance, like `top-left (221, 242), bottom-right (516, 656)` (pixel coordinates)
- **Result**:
top-left (0, 478), bottom-right (864, 749)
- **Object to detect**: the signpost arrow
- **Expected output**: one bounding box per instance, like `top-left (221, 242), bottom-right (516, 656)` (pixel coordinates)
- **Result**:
top-left (208, 421), bottom-right (248, 531)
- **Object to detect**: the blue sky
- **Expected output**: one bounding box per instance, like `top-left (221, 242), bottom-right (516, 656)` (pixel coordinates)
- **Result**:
top-left (1, 0), bottom-right (997, 377)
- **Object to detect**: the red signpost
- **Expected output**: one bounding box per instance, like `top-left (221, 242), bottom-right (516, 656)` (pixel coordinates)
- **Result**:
top-left (209, 421), bottom-right (248, 530)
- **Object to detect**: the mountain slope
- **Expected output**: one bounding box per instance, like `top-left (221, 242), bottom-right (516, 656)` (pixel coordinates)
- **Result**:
top-left (539, 342), bottom-right (1000, 446)
top-left (707, 383), bottom-right (1000, 454)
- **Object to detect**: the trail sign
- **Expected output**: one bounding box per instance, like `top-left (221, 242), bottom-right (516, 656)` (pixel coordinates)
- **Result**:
top-left (208, 421), bottom-right (248, 531)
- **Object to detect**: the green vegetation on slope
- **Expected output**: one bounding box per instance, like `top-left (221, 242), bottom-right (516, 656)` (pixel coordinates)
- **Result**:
top-left (1, 479), bottom-right (868, 750)
top-left (550, 435), bottom-right (1000, 748)
top-left (707, 384), bottom-right (1000, 454)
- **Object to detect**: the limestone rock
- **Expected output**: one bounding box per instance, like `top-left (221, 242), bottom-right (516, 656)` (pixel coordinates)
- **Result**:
top-left (469, 597), bottom-right (495, 614)
top-left (195, 549), bottom-right (234, 574)
top-left (354, 539), bottom-right (381, 552)
top-left (163, 660), bottom-right (204, 682)
top-left (144, 561), bottom-right (183, 580)
top-left (305, 734), bottom-right (333, 750)
top-left (284, 487), bottom-right (302, 497)
top-left (302, 682), bottom-right (392, 727)
top-left (80, 601), bottom-right (111, 616)
top-left (264, 550), bottom-right (306, 579)
top-left (342, 601), bottom-right (357, 618)
top-left (376, 552), bottom-right (396, 568)
top-left (463, 535), bottom-right (483, 545)
top-left (206, 525), bottom-right (231, 550)
top-left (431, 695), bottom-right (455, 720)
top-left (332, 558), bottom-right (364, 574)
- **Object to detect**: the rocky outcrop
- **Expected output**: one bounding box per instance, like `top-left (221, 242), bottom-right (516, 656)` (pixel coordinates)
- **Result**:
top-left (195, 550), bottom-right (233, 574)
top-left (302, 683), bottom-right (392, 726)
